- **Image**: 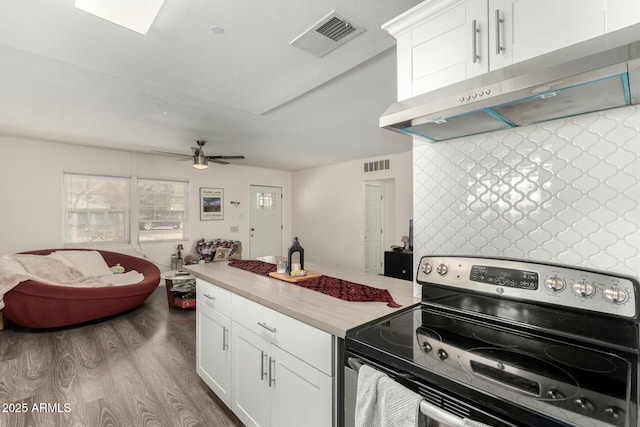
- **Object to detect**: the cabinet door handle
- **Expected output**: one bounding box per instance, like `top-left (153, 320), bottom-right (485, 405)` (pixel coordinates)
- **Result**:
top-left (471, 19), bottom-right (479, 63)
top-left (260, 350), bottom-right (267, 380)
top-left (222, 326), bottom-right (229, 351)
top-left (203, 293), bottom-right (215, 301)
top-left (268, 357), bottom-right (276, 387)
top-left (495, 9), bottom-right (503, 55)
top-left (257, 321), bottom-right (277, 333)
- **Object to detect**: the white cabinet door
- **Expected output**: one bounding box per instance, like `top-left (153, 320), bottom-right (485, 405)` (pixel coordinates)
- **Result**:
top-left (607, 0), bottom-right (640, 32)
top-left (483, 0), bottom-right (640, 71)
top-left (232, 322), bottom-right (333, 427)
top-left (407, 0), bottom-right (489, 99)
top-left (270, 346), bottom-right (333, 427)
top-left (232, 323), bottom-right (270, 427)
top-left (196, 306), bottom-right (232, 406)
top-left (492, 0), bottom-right (606, 68)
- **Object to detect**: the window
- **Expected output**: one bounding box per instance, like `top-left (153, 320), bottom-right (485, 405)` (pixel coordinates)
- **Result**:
top-left (138, 179), bottom-right (188, 242)
top-left (256, 192), bottom-right (276, 209)
top-left (64, 174), bottom-right (129, 244)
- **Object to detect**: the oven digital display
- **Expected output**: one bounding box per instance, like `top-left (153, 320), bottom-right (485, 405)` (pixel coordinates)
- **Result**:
top-left (470, 266), bottom-right (538, 290)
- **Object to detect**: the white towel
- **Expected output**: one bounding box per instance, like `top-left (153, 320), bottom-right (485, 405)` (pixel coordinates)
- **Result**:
top-left (355, 364), bottom-right (422, 427)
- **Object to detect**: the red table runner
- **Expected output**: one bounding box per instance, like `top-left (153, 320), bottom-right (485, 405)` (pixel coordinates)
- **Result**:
top-left (228, 259), bottom-right (401, 308)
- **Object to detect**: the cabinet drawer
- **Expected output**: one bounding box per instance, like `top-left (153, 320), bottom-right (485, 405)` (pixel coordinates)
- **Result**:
top-left (232, 294), bottom-right (333, 375)
top-left (197, 278), bottom-right (232, 317)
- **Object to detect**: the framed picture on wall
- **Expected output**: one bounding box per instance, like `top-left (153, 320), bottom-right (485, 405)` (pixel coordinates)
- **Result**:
top-left (200, 188), bottom-right (224, 220)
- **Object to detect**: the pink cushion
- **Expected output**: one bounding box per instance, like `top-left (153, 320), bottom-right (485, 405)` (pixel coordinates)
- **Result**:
top-left (2, 249), bottom-right (160, 328)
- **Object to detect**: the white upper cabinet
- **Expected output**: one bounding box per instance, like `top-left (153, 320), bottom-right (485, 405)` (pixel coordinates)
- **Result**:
top-left (607, 0), bottom-right (640, 33)
top-left (490, 0), bottom-right (607, 70)
top-left (395, 0), bottom-right (488, 100)
top-left (386, 0), bottom-right (640, 99)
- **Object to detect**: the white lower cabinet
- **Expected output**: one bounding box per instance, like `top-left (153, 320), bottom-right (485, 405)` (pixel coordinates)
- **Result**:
top-left (270, 345), bottom-right (333, 427)
top-left (232, 323), bottom-right (270, 427)
top-left (232, 322), bottom-right (332, 427)
top-left (196, 281), bottom-right (232, 406)
top-left (196, 279), bottom-right (334, 427)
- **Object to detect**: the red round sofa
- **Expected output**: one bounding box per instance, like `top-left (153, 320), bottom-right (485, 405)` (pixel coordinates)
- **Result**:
top-left (2, 249), bottom-right (161, 329)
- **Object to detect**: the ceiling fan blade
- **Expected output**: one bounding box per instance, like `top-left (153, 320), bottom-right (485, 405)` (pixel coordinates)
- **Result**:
top-left (151, 150), bottom-right (193, 159)
top-left (207, 155), bottom-right (245, 160)
top-left (209, 159), bottom-right (230, 165)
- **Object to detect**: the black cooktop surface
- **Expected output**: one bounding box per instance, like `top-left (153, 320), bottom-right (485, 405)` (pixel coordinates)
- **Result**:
top-left (347, 303), bottom-right (637, 427)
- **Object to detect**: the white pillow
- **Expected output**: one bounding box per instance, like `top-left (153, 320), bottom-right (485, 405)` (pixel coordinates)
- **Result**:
top-left (46, 252), bottom-right (77, 269)
top-left (54, 250), bottom-right (113, 278)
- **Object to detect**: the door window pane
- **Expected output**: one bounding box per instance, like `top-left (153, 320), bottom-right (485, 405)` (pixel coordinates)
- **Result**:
top-left (256, 192), bottom-right (275, 210)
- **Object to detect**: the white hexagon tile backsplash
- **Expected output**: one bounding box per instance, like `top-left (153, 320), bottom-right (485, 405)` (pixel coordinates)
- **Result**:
top-left (413, 104), bottom-right (640, 278)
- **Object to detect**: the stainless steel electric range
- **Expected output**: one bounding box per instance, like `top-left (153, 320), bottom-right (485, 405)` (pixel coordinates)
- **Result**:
top-left (344, 256), bottom-right (639, 427)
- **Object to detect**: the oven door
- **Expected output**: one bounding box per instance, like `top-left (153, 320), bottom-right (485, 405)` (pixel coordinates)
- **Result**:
top-left (344, 352), bottom-right (516, 427)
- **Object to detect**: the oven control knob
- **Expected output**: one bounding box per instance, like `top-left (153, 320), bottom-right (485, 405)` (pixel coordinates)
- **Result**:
top-left (437, 264), bottom-right (449, 276)
top-left (574, 397), bottom-right (595, 413)
top-left (546, 388), bottom-right (565, 400)
top-left (422, 262), bottom-right (433, 275)
top-left (437, 349), bottom-right (448, 360)
top-left (573, 280), bottom-right (596, 298)
top-left (605, 406), bottom-right (624, 421)
top-left (604, 286), bottom-right (629, 304)
top-left (545, 275), bottom-right (565, 292)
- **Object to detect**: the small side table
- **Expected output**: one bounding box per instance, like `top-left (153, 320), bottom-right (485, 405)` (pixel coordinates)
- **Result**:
top-left (161, 270), bottom-right (196, 309)
top-left (383, 251), bottom-right (413, 281)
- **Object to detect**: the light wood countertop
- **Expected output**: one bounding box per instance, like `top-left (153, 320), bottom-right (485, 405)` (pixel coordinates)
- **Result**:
top-left (184, 259), bottom-right (419, 338)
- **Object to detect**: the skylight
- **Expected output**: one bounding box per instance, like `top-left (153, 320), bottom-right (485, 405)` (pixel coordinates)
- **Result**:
top-left (74, 0), bottom-right (165, 35)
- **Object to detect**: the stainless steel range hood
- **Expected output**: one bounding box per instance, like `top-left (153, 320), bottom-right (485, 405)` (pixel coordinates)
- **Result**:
top-left (380, 23), bottom-right (640, 142)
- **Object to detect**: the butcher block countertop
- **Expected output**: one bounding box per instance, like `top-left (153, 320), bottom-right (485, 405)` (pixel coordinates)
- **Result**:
top-left (184, 258), bottom-right (419, 338)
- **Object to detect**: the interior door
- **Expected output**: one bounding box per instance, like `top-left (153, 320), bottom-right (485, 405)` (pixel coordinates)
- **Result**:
top-left (364, 184), bottom-right (383, 274)
top-left (249, 185), bottom-right (283, 258)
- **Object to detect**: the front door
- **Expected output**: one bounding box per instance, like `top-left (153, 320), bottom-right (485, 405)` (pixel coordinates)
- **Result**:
top-left (249, 185), bottom-right (283, 258)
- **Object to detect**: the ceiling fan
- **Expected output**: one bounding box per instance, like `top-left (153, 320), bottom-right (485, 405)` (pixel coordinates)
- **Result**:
top-left (157, 140), bottom-right (245, 169)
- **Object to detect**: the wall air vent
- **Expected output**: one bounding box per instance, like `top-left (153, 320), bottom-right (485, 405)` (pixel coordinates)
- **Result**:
top-left (290, 11), bottom-right (365, 57)
top-left (364, 159), bottom-right (390, 173)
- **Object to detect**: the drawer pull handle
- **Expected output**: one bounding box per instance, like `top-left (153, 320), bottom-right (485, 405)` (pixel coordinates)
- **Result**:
top-left (203, 293), bottom-right (215, 301)
top-left (257, 322), bottom-right (277, 333)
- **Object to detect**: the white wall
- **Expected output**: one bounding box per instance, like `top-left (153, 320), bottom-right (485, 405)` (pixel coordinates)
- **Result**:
top-left (291, 151), bottom-right (413, 271)
top-left (0, 135), bottom-right (291, 270)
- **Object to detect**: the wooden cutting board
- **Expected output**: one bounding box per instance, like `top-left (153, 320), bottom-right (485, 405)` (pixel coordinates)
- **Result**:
top-left (268, 271), bottom-right (323, 283)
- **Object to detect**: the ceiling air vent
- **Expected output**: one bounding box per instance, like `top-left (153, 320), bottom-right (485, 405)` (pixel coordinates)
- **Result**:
top-left (290, 11), bottom-right (365, 57)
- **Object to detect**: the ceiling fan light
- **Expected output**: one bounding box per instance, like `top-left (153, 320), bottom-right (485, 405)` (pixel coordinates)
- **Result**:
top-left (193, 155), bottom-right (208, 169)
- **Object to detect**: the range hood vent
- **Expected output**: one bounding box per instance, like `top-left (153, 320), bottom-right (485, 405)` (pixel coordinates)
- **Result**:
top-left (380, 23), bottom-right (640, 142)
top-left (290, 11), bottom-right (365, 57)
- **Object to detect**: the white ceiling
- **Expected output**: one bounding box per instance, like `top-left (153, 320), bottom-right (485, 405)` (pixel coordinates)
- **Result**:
top-left (0, 0), bottom-right (420, 170)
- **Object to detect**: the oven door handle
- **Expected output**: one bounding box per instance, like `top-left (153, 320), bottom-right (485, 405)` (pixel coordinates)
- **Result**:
top-left (348, 357), bottom-right (492, 427)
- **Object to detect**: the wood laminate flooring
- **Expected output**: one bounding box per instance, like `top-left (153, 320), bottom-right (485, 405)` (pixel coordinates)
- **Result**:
top-left (0, 287), bottom-right (241, 427)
